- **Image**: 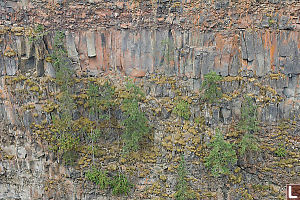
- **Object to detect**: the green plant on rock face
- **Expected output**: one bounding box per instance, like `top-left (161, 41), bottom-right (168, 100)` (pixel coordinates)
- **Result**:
top-left (238, 95), bottom-right (259, 134)
top-left (121, 79), bottom-right (150, 153)
top-left (100, 81), bottom-right (115, 110)
top-left (239, 133), bottom-right (259, 155)
top-left (111, 173), bottom-right (133, 196)
top-left (88, 128), bottom-right (102, 164)
top-left (274, 144), bottom-right (287, 157)
top-left (29, 24), bottom-right (48, 43)
top-left (86, 168), bottom-right (111, 190)
top-left (87, 81), bottom-right (115, 120)
top-left (174, 154), bottom-right (195, 200)
top-left (87, 82), bottom-right (101, 115)
top-left (51, 31), bottom-right (74, 91)
top-left (201, 71), bottom-right (223, 104)
top-left (173, 100), bottom-right (191, 120)
top-left (52, 90), bottom-right (78, 165)
top-left (205, 129), bottom-right (237, 177)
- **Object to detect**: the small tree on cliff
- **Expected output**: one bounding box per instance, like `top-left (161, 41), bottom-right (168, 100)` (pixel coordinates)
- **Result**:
top-left (238, 95), bottom-right (259, 155)
top-left (121, 79), bottom-right (150, 153)
top-left (201, 71), bottom-right (223, 104)
top-left (205, 129), bottom-right (237, 177)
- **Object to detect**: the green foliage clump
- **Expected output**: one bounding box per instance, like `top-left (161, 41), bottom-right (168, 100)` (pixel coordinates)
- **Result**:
top-left (205, 129), bottom-right (237, 177)
top-left (85, 169), bottom-right (132, 196)
top-left (86, 168), bottom-right (110, 190)
top-left (173, 100), bottom-right (191, 120)
top-left (52, 92), bottom-right (78, 165)
top-left (237, 95), bottom-right (259, 155)
top-left (121, 79), bottom-right (150, 153)
top-left (274, 144), bottom-right (287, 157)
top-left (111, 173), bottom-right (133, 196)
top-left (239, 134), bottom-right (259, 155)
top-left (48, 31), bottom-right (79, 165)
top-left (87, 81), bottom-right (115, 119)
top-left (201, 71), bottom-right (223, 104)
top-left (238, 96), bottom-right (259, 134)
top-left (29, 24), bottom-right (48, 43)
top-left (174, 155), bottom-right (195, 200)
top-left (51, 31), bottom-right (74, 91)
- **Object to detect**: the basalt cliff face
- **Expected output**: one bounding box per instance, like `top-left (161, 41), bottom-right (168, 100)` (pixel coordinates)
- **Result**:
top-left (0, 0), bottom-right (300, 199)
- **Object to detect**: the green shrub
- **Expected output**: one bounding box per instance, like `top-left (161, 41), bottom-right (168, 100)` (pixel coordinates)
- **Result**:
top-left (86, 168), bottom-right (111, 190)
top-left (201, 71), bottom-right (223, 104)
top-left (51, 31), bottom-right (74, 92)
top-left (174, 155), bottom-right (195, 200)
top-left (173, 100), bottom-right (191, 120)
top-left (274, 144), bottom-right (287, 157)
top-left (87, 81), bottom-right (115, 117)
top-left (87, 82), bottom-right (101, 115)
top-left (121, 80), bottom-right (150, 153)
top-left (29, 24), bottom-right (48, 43)
top-left (111, 173), bottom-right (133, 196)
top-left (205, 129), bottom-right (237, 177)
top-left (239, 133), bottom-right (259, 155)
top-left (238, 95), bottom-right (259, 134)
top-left (62, 150), bottom-right (78, 166)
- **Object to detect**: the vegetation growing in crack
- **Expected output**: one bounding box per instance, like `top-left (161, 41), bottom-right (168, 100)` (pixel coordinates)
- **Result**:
top-left (173, 100), bottom-right (191, 120)
top-left (238, 95), bottom-right (259, 155)
top-left (201, 71), bottom-right (223, 104)
top-left (86, 168), bottom-right (111, 190)
top-left (174, 154), bottom-right (195, 200)
top-left (239, 133), bottom-right (259, 155)
top-left (111, 173), bottom-right (133, 196)
top-left (86, 81), bottom-right (115, 119)
top-left (85, 168), bottom-right (133, 195)
top-left (51, 31), bottom-right (74, 91)
top-left (205, 129), bottom-right (237, 177)
top-left (48, 31), bottom-right (79, 165)
top-left (29, 24), bottom-right (48, 43)
top-left (121, 79), bottom-right (150, 153)
top-left (274, 143), bottom-right (287, 157)
top-left (52, 90), bottom-right (78, 165)
top-left (238, 95), bottom-right (259, 134)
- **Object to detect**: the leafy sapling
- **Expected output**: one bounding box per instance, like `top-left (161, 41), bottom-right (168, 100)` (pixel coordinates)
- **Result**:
top-left (201, 71), bottom-right (223, 104)
top-left (174, 154), bottom-right (195, 200)
top-left (205, 129), bottom-right (237, 177)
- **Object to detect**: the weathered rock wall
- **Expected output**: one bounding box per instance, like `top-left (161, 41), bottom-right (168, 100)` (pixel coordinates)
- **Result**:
top-left (0, 0), bottom-right (300, 200)
top-left (1, 26), bottom-right (300, 121)
top-left (0, 74), bottom-right (299, 200)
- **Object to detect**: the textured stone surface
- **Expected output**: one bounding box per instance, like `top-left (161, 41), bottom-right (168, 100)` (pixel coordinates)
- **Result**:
top-left (0, 0), bottom-right (300, 199)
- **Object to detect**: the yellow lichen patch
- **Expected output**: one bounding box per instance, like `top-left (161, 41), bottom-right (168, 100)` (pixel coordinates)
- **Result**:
top-left (5, 154), bottom-right (15, 160)
top-left (11, 27), bottom-right (25, 35)
top-left (248, 77), bottom-right (256, 82)
top-left (3, 46), bottom-right (16, 57)
top-left (269, 72), bottom-right (285, 80)
top-left (72, 117), bottom-right (95, 132)
top-left (223, 93), bottom-right (232, 101)
top-left (0, 25), bottom-right (9, 34)
top-left (11, 75), bottom-right (27, 83)
top-left (22, 104), bottom-right (36, 110)
top-left (45, 56), bottom-right (53, 63)
top-left (24, 79), bottom-right (36, 87)
top-left (24, 27), bottom-right (34, 37)
top-left (29, 85), bottom-right (40, 93)
top-left (42, 102), bottom-right (58, 113)
top-left (223, 76), bottom-right (243, 82)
